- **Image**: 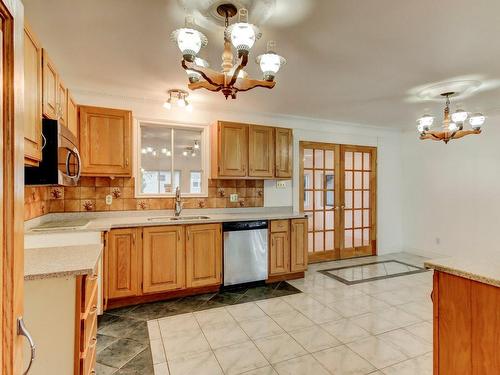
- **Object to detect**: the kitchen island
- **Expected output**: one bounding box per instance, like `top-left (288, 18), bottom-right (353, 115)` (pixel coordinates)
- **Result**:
top-left (425, 255), bottom-right (500, 375)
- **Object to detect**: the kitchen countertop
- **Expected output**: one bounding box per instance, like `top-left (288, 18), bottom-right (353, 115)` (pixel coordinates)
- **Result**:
top-left (425, 255), bottom-right (500, 288)
top-left (24, 244), bottom-right (102, 281)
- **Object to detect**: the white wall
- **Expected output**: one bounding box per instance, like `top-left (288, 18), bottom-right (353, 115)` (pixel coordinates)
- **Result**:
top-left (74, 91), bottom-right (404, 254)
top-left (401, 114), bottom-right (500, 258)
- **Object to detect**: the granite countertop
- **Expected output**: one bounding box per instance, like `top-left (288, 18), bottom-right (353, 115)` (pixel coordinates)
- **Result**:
top-left (24, 244), bottom-right (103, 281)
top-left (425, 255), bottom-right (500, 288)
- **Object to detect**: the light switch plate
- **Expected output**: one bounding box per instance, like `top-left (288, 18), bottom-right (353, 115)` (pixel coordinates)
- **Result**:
top-left (230, 193), bottom-right (239, 202)
top-left (105, 195), bottom-right (113, 205)
top-left (276, 180), bottom-right (287, 189)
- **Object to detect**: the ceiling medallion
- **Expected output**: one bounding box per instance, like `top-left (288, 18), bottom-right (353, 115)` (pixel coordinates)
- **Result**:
top-left (163, 89), bottom-right (192, 111)
top-left (171, 3), bottom-right (286, 99)
top-left (417, 92), bottom-right (485, 144)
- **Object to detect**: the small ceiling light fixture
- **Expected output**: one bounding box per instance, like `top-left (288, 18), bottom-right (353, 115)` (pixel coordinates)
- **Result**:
top-left (171, 3), bottom-right (286, 99)
top-left (163, 89), bottom-right (192, 111)
top-left (193, 140), bottom-right (200, 149)
top-left (417, 92), bottom-right (485, 144)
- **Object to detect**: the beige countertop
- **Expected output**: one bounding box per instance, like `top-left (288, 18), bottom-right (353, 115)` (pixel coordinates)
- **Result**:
top-left (24, 244), bottom-right (102, 281)
top-left (425, 255), bottom-right (500, 288)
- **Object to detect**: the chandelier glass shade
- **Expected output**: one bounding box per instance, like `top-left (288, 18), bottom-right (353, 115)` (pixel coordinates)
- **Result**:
top-left (417, 92), bottom-right (485, 143)
top-left (171, 4), bottom-right (286, 99)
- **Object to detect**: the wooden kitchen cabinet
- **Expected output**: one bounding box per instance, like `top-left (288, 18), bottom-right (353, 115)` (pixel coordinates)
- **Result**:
top-left (432, 271), bottom-right (500, 375)
top-left (58, 79), bottom-right (68, 127)
top-left (275, 128), bottom-right (293, 178)
top-left (79, 105), bottom-right (132, 176)
top-left (24, 23), bottom-right (43, 166)
top-left (143, 226), bottom-right (185, 294)
top-left (212, 121), bottom-right (248, 178)
top-left (42, 49), bottom-right (59, 119)
top-left (290, 218), bottom-right (308, 272)
top-left (67, 92), bottom-right (78, 137)
top-left (186, 224), bottom-right (222, 288)
top-left (269, 220), bottom-right (290, 276)
top-left (249, 125), bottom-right (274, 177)
top-left (107, 228), bottom-right (141, 299)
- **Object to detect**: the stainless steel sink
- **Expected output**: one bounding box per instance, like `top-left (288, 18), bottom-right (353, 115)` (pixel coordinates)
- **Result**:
top-left (147, 215), bottom-right (211, 221)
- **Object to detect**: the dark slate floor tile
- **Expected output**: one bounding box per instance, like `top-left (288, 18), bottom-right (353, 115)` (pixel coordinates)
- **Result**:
top-left (126, 321), bottom-right (150, 344)
top-left (95, 362), bottom-right (118, 375)
top-left (242, 286), bottom-right (276, 299)
top-left (196, 300), bottom-right (228, 311)
top-left (98, 313), bottom-right (120, 329)
top-left (97, 333), bottom-right (119, 353)
top-left (106, 304), bottom-right (140, 317)
top-left (98, 316), bottom-right (144, 339)
top-left (97, 338), bottom-right (147, 369)
top-left (125, 300), bottom-right (180, 321)
top-left (118, 347), bottom-right (154, 375)
top-left (275, 281), bottom-right (300, 292)
top-left (207, 292), bottom-right (242, 305)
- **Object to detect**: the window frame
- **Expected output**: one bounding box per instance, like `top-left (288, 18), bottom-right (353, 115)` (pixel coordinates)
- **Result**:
top-left (135, 119), bottom-right (209, 198)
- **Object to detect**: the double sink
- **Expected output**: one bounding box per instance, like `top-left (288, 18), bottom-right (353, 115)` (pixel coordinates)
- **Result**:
top-left (147, 215), bottom-right (211, 222)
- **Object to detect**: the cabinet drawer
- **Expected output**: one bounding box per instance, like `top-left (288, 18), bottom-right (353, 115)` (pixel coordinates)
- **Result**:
top-left (270, 220), bottom-right (289, 233)
top-left (83, 274), bottom-right (98, 314)
top-left (81, 293), bottom-right (98, 353)
top-left (80, 340), bottom-right (96, 375)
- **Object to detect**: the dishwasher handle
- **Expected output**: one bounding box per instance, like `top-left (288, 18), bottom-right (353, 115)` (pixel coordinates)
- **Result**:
top-left (223, 220), bottom-right (268, 232)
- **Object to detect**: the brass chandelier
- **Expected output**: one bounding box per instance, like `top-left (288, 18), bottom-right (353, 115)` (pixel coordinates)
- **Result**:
top-left (171, 3), bottom-right (286, 99)
top-left (417, 92), bottom-right (485, 143)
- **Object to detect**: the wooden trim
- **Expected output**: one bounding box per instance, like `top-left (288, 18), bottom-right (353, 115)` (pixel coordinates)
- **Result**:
top-left (74, 276), bottom-right (83, 375)
top-left (266, 271), bottom-right (304, 283)
top-left (433, 272), bottom-right (439, 375)
top-left (105, 284), bottom-right (220, 310)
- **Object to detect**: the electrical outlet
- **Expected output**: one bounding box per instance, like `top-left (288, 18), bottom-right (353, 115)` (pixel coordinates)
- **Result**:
top-left (230, 193), bottom-right (239, 202)
top-left (276, 180), bottom-right (287, 189)
top-left (105, 195), bottom-right (113, 205)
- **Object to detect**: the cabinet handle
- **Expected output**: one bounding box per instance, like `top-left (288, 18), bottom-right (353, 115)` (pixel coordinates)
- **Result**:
top-left (125, 158), bottom-right (129, 166)
top-left (18, 317), bottom-right (36, 375)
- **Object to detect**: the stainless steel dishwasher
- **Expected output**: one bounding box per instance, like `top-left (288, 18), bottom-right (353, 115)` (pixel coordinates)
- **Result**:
top-left (223, 220), bottom-right (268, 286)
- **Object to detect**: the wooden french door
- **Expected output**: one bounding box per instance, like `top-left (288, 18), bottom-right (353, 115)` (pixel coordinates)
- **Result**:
top-left (300, 142), bottom-right (377, 262)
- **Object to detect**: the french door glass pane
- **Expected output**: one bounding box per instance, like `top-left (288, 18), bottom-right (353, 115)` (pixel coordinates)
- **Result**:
top-left (304, 149), bottom-right (313, 168)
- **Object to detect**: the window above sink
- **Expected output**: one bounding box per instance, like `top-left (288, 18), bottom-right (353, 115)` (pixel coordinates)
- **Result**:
top-left (136, 120), bottom-right (209, 198)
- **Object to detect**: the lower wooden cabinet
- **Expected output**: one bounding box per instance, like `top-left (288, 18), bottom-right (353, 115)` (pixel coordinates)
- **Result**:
top-left (107, 228), bottom-right (141, 299)
top-left (186, 224), bottom-right (222, 288)
top-left (143, 226), bottom-right (185, 294)
top-left (269, 218), bottom-right (308, 278)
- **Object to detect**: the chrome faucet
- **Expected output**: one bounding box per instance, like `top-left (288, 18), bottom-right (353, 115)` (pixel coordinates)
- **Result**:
top-left (174, 186), bottom-right (183, 216)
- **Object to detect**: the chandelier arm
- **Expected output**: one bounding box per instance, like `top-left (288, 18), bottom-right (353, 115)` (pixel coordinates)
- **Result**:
top-left (227, 53), bottom-right (249, 87)
top-left (181, 60), bottom-right (225, 87)
top-left (233, 78), bottom-right (276, 92)
top-left (188, 80), bottom-right (223, 92)
top-left (450, 129), bottom-right (482, 139)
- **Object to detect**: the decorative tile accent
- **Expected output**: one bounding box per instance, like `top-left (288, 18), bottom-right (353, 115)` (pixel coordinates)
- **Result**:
top-left (24, 178), bottom-right (264, 220)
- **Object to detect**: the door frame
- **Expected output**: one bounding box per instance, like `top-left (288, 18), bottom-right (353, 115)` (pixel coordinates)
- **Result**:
top-left (299, 141), bottom-right (377, 262)
top-left (1, 0), bottom-right (24, 373)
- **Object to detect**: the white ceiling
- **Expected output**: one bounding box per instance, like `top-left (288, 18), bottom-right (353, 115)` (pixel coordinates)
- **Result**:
top-left (24, 0), bottom-right (500, 129)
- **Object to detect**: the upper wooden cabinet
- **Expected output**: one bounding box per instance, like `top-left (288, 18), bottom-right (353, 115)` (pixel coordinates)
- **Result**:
top-left (275, 128), bottom-right (293, 178)
top-left (67, 92), bottom-right (78, 137)
top-left (186, 224), bottom-right (222, 288)
top-left (107, 228), bottom-right (141, 299)
top-left (211, 121), bottom-right (293, 179)
top-left (79, 105), bottom-right (132, 176)
top-left (42, 49), bottom-right (59, 120)
top-left (249, 125), bottom-right (274, 177)
top-left (143, 226), bottom-right (185, 294)
top-left (57, 79), bottom-right (68, 127)
top-left (23, 24), bottom-right (43, 166)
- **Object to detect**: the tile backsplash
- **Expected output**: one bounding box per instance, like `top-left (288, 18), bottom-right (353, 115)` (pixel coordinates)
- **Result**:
top-left (24, 177), bottom-right (264, 221)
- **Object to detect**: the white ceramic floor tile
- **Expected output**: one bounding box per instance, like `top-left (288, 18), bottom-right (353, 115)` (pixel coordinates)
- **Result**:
top-left (254, 333), bottom-right (307, 364)
top-left (239, 316), bottom-right (284, 340)
top-left (201, 321), bottom-right (250, 349)
top-left (296, 304), bottom-right (344, 324)
top-left (269, 310), bottom-right (315, 332)
top-left (148, 320), bottom-right (161, 340)
top-left (162, 328), bottom-right (210, 360)
top-left (240, 366), bottom-right (277, 375)
top-left (226, 302), bottom-right (266, 322)
top-left (154, 362), bottom-right (170, 375)
top-left (397, 301), bottom-right (432, 321)
top-left (288, 325), bottom-right (341, 353)
top-left (168, 351), bottom-right (223, 375)
top-left (194, 307), bottom-right (235, 327)
top-left (350, 313), bottom-right (403, 335)
top-left (378, 329), bottom-right (432, 358)
top-left (158, 313), bottom-right (199, 338)
top-left (347, 336), bottom-right (408, 369)
top-left (313, 345), bottom-right (376, 375)
top-left (256, 299), bottom-right (295, 315)
top-left (320, 318), bottom-right (372, 344)
top-left (213, 341), bottom-right (269, 375)
top-left (282, 294), bottom-right (326, 310)
top-left (150, 338), bottom-right (167, 364)
top-left (328, 295), bottom-right (390, 317)
top-left (381, 352), bottom-right (432, 375)
top-left (273, 354), bottom-right (330, 375)
top-left (403, 321), bottom-right (433, 344)
top-left (375, 307), bottom-right (421, 328)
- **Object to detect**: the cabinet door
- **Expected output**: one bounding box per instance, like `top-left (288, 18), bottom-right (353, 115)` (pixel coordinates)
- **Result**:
top-left (269, 231), bottom-right (290, 276)
top-left (143, 226), bottom-right (185, 294)
top-left (67, 92), bottom-right (78, 137)
top-left (290, 218), bottom-right (308, 272)
top-left (249, 125), bottom-right (274, 177)
top-left (79, 105), bottom-right (132, 176)
top-left (58, 79), bottom-right (67, 127)
top-left (275, 128), bottom-right (293, 178)
top-left (42, 49), bottom-right (58, 119)
top-left (217, 122), bottom-right (248, 177)
top-left (107, 228), bottom-right (141, 299)
top-left (23, 24), bottom-right (43, 165)
top-left (186, 224), bottom-right (222, 288)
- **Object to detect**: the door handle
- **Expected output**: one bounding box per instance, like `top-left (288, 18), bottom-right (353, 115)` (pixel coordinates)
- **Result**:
top-left (18, 317), bottom-right (36, 375)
